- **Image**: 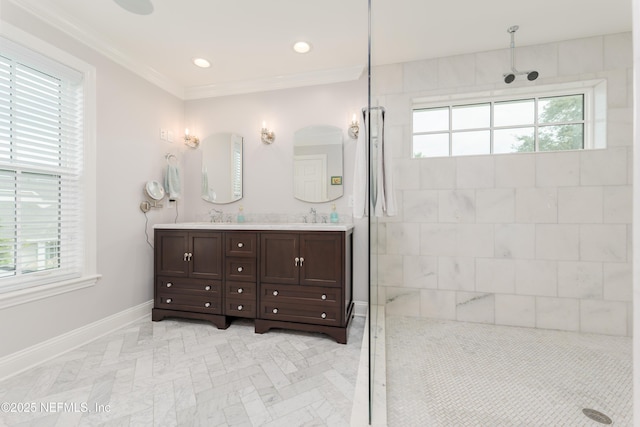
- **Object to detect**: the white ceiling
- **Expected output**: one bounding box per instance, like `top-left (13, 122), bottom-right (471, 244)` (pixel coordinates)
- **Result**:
top-left (7, 0), bottom-right (632, 99)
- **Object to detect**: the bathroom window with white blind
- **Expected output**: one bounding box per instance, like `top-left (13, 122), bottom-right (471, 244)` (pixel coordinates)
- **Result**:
top-left (412, 81), bottom-right (606, 158)
top-left (0, 34), bottom-right (94, 297)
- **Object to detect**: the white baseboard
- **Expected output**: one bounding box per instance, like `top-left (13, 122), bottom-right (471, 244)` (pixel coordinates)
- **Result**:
top-left (0, 300), bottom-right (153, 381)
top-left (353, 300), bottom-right (367, 317)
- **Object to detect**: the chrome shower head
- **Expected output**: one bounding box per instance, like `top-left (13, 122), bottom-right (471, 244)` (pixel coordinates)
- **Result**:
top-left (503, 25), bottom-right (539, 84)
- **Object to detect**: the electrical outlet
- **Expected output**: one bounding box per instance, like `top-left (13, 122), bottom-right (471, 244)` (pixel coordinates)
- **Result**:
top-left (348, 195), bottom-right (354, 207)
top-left (167, 130), bottom-right (175, 143)
top-left (159, 128), bottom-right (167, 140)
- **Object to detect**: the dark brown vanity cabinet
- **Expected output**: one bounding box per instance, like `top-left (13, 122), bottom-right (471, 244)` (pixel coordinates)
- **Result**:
top-left (152, 227), bottom-right (354, 343)
top-left (152, 230), bottom-right (229, 329)
top-left (256, 231), bottom-right (353, 344)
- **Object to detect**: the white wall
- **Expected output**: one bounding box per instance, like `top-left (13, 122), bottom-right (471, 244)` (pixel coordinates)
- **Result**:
top-left (183, 82), bottom-right (369, 302)
top-left (0, 1), bottom-right (185, 358)
top-left (373, 32), bottom-right (633, 336)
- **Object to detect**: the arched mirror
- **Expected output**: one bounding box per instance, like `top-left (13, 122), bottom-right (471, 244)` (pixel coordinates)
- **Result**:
top-left (201, 132), bottom-right (243, 204)
top-left (293, 125), bottom-right (343, 203)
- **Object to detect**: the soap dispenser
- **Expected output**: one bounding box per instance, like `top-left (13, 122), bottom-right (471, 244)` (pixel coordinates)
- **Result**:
top-left (237, 205), bottom-right (245, 223)
top-left (330, 204), bottom-right (339, 223)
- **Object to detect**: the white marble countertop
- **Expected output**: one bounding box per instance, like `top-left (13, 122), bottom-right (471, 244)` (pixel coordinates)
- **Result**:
top-left (154, 222), bottom-right (354, 232)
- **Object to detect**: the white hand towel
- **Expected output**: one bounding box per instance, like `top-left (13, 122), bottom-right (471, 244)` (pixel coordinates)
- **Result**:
top-left (164, 164), bottom-right (181, 200)
top-left (352, 108), bottom-right (396, 219)
top-left (373, 109), bottom-right (396, 217)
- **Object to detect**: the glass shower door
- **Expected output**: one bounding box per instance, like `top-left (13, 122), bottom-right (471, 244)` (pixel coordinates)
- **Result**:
top-left (367, 1), bottom-right (387, 422)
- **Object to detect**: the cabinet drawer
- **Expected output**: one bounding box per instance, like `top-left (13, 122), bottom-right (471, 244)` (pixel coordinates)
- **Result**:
top-left (225, 281), bottom-right (256, 299)
top-left (225, 297), bottom-right (256, 318)
top-left (226, 233), bottom-right (257, 257)
top-left (156, 277), bottom-right (222, 295)
top-left (259, 301), bottom-right (340, 326)
top-left (226, 258), bottom-right (256, 281)
top-left (260, 283), bottom-right (341, 306)
top-left (156, 293), bottom-right (222, 315)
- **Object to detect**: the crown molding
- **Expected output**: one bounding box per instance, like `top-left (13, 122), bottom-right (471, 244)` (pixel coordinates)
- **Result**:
top-left (7, 0), bottom-right (185, 98)
top-left (7, 0), bottom-right (364, 100)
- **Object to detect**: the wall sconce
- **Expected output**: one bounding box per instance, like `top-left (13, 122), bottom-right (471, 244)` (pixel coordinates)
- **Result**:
top-left (184, 128), bottom-right (199, 148)
top-left (348, 113), bottom-right (359, 139)
top-left (261, 121), bottom-right (275, 144)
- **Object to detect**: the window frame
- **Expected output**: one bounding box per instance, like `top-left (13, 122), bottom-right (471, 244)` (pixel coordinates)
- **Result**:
top-left (0, 22), bottom-right (99, 309)
top-left (411, 80), bottom-right (606, 158)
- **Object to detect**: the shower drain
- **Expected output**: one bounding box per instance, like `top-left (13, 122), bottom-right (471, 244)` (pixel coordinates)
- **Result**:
top-left (582, 408), bottom-right (612, 424)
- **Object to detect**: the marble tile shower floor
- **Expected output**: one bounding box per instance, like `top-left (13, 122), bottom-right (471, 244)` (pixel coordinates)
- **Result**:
top-left (385, 316), bottom-right (632, 427)
top-left (0, 315), bottom-right (365, 427)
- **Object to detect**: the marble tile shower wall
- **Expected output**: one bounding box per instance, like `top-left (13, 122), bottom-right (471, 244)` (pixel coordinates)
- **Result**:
top-left (373, 33), bottom-right (633, 337)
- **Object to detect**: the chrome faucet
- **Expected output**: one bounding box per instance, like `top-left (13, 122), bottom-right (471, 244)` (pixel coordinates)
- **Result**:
top-left (209, 208), bottom-right (223, 223)
top-left (309, 208), bottom-right (317, 223)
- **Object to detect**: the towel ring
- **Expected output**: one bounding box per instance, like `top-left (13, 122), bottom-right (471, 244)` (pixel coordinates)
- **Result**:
top-left (165, 153), bottom-right (178, 166)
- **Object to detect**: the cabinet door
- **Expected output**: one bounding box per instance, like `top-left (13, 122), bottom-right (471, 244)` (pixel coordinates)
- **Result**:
top-left (189, 232), bottom-right (223, 279)
top-left (155, 231), bottom-right (189, 277)
top-left (260, 233), bottom-right (299, 284)
top-left (300, 233), bottom-right (343, 287)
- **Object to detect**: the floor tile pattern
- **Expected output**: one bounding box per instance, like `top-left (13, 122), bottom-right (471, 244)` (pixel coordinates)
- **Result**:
top-left (0, 315), bottom-right (364, 427)
top-left (385, 316), bottom-right (632, 427)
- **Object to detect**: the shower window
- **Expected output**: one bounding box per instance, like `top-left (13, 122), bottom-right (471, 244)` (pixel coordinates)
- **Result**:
top-left (411, 82), bottom-right (603, 158)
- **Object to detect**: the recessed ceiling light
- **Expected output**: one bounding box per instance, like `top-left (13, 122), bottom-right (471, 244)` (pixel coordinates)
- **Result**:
top-left (113, 0), bottom-right (154, 15)
top-left (193, 58), bottom-right (211, 68)
top-left (293, 41), bottom-right (312, 54)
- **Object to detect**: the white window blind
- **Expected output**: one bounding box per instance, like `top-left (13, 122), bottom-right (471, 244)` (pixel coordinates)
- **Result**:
top-left (0, 36), bottom-right (84, 293)
top-left (232, 138), bottom-right (242, 198)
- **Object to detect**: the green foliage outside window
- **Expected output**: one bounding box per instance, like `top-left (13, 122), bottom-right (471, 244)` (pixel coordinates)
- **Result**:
top-left (514, 95), bottom-right (584, 152)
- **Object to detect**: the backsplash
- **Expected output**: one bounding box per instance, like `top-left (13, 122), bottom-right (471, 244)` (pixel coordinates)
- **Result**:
top-left (196, 209), bottom-right (353, 225)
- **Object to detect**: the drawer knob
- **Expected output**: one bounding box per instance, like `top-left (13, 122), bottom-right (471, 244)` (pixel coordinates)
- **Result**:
top-left (273, 290), bottom-right (279, 296)
top-left (237, 266), bottom-right (243, 272)
top-left (272, 308), bottom-right (278, 314)
top-left (204, 302), bottom-right (211, 308)
top-left (237, 304), bottom-right (244, 311)
top-left (321, 312), bottom-right (327, 319)
top-left (237, 242), bottom-right (244, 248)
top-left (237, 288), bottom-right (244, 294)
top-left (166, 282), bottom-right (172, 288)
top-left (321, 294), bottom-right (327, 300)
top-left (205, 285), bottom-right (211, 291)
top-left (166, 298), bottom-right (172, 304)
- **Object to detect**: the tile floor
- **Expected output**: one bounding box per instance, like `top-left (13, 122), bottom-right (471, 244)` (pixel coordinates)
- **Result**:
top-left (0, 315), bottom-right (365, 427)
top-left (385, 315), bottom-right (633, 427)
